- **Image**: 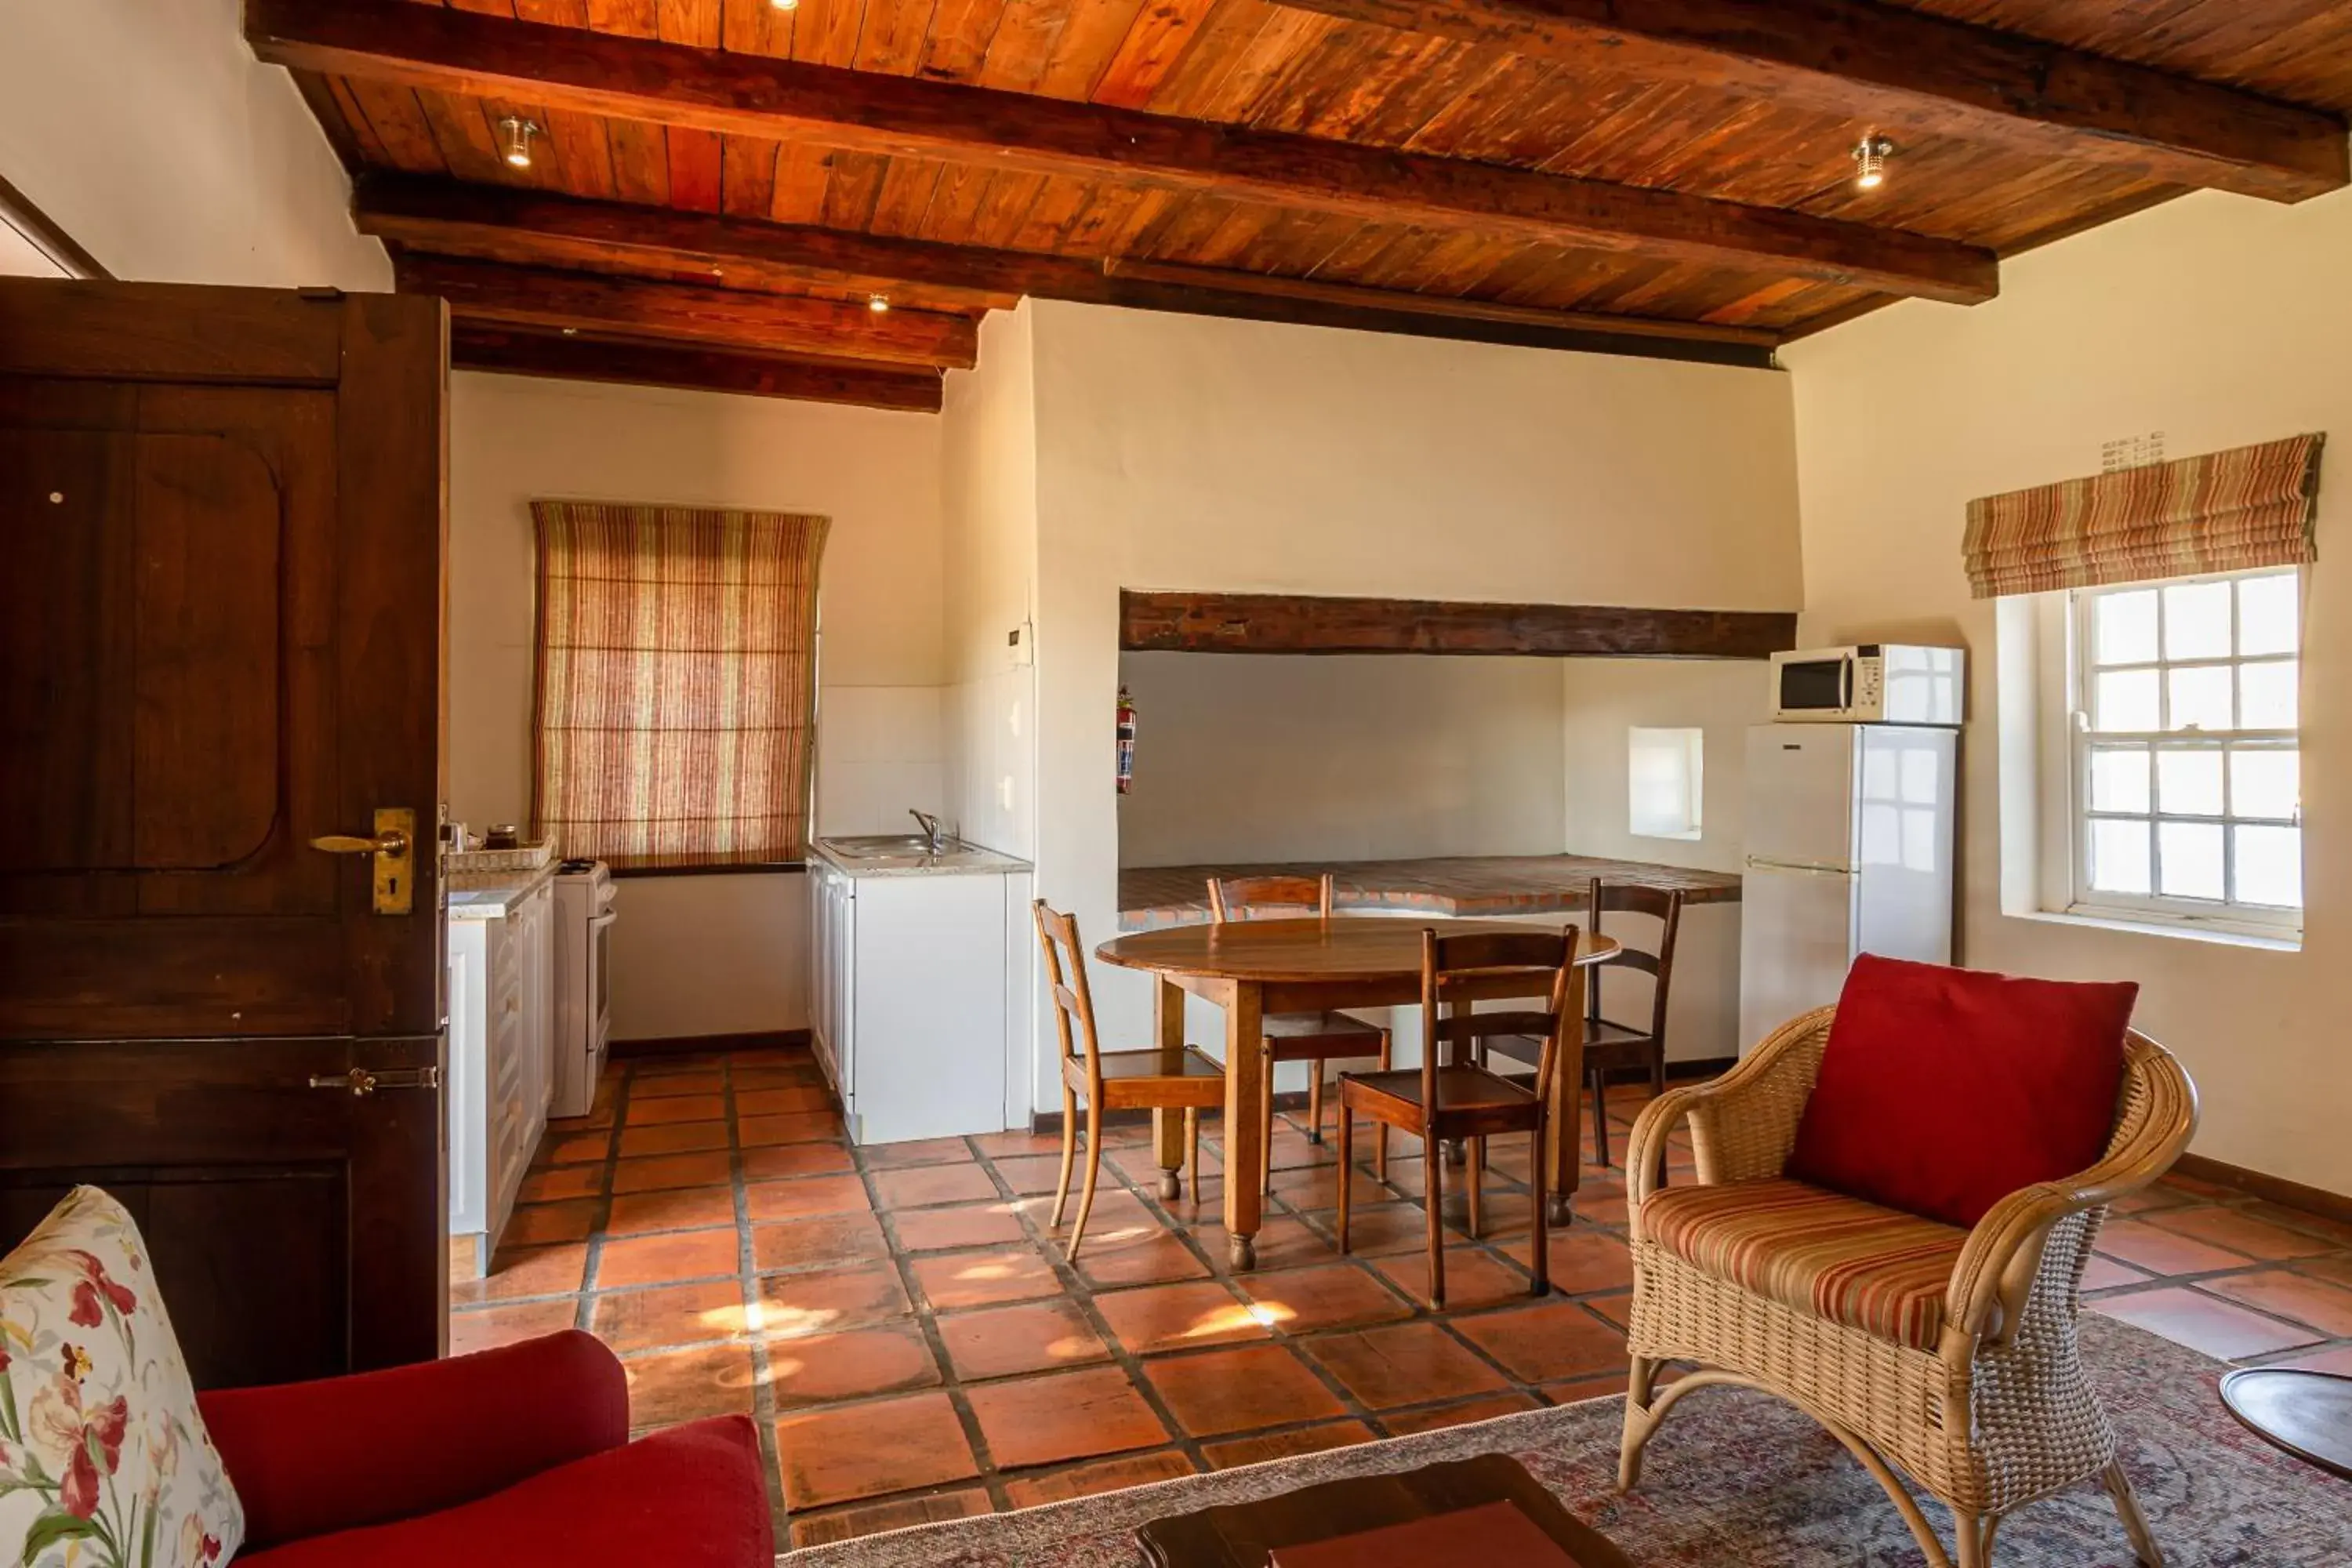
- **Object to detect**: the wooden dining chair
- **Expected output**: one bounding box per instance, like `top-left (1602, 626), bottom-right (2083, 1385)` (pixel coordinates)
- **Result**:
top-left (1336, 926), bottom-right (1581, 1308)
top-left (1033, 900), bottom-right (1225, 1260)
top-left (1485, 879), bottom-right (1682, 1168)
top-left (1207, 873), bottom-right (1392, 1192)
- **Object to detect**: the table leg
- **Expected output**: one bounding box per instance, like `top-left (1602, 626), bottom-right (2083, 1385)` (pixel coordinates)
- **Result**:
top-left (1221, 981), bottom-right (1265, 1269)
top-left (1152, 976), bottom-right (1186, 1202)
top-left (1546, 963), bottom-right (1588, 1225)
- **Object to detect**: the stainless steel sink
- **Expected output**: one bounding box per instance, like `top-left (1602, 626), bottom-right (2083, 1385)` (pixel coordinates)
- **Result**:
top-left (825, 834), bottom-right (957, 858)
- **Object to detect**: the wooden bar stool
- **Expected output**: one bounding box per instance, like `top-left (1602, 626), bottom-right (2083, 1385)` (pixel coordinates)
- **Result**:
top-left (1033, 900), bottom-right (1224, 1260)
top-left (1207, 873), bottom-right (1392, 1192)
top-left (1337, 926), bottom-right (1581, 1308)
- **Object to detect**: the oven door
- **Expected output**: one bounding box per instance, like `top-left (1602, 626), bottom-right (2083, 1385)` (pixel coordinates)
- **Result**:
top-left (1773, 652), bottom-right (1854, 720)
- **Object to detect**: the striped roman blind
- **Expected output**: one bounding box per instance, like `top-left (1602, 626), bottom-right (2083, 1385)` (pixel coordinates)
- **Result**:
top-left (531, 501), bottom-right (827, 871)
top-left (1962, 434), bottom-right (2324, 599)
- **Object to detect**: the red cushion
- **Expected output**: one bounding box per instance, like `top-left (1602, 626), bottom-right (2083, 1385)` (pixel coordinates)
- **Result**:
top-left (1784, 955), bottom-right (2136, 1228)
top-left (233, 1416), bottom-right (771, 1568)
top-left (200, 1330), bottom-right (629, 1548)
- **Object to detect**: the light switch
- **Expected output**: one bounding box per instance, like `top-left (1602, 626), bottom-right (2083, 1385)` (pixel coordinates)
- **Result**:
top-left (1008, 619), bottom-right (1035, 667)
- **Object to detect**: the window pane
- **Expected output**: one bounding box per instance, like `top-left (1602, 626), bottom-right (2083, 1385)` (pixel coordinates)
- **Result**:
top-left (2166, 666), bottom-right (2233, 731)
top-left (2088, 748), bottom-right (2150, 814)
top-left (2092, 589), bottom-right (2158, 665)
top-left (2093, 669), bottom-right (2159, 731)
top-left (2157, 821), bottom-right (2225, 900)
top-left (2239, 659), bottom-right (2298, 729)
top-left (2087, 818), bottom-right (2151, 895)
top-left (2234, 825), bottom-right (2303, 908)
top-left (2162, 580), bottom-right (2233, 659)
top-left (2238, 573), bottom-right (2299, 657)
top-left (2154, 749), bottom-right (2223, 815)
top-left (2230, 749), bottom-right (2299, 821)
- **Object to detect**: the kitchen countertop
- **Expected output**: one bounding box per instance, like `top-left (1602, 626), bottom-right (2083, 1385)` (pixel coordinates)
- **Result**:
top-left (813, 835), bottom-right (1033, 878)
top-left (1118, 854), bottom-right (1742, 930)
top-left (447, 861), bottom-right (559, 920)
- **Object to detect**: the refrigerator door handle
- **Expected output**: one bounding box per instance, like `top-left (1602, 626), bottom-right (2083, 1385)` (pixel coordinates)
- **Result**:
top-left (1744, 855), bottom-right (1859, 878)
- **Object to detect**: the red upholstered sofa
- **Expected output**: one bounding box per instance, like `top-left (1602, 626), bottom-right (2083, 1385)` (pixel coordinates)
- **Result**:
top-left (197, 1330), bottom-right (773, 1566)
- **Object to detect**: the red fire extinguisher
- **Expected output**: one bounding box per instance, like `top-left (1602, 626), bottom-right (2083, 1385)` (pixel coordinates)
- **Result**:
top-left (1116, 685), bottom-right (1138, 795)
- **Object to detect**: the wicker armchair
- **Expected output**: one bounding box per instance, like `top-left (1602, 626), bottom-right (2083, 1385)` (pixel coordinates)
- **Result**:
top-left (1618, 1005), bottom-right (2199, 1568)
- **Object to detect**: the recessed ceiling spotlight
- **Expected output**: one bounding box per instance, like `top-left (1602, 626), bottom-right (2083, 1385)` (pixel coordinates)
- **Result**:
top-left (499, 116), bottom-right (539, 170)
top-left (868, 293), bottom-right (891, 314)
top-left (771, 0), bottom-right (797, 10)
top-left (561, 327), bottom-right (579, 337)
top-left (1852, 132), bottom-right (1895, 191)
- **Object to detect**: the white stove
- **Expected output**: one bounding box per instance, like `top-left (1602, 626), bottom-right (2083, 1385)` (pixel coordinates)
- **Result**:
top-left (550, 858), bottom-right (615, 1118)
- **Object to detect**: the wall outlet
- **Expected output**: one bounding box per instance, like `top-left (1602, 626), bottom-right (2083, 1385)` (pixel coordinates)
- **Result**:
top-left (1007, 619), bottom-right (1035, 667)
top-left (2101, 431), bottom-right (2165, 472)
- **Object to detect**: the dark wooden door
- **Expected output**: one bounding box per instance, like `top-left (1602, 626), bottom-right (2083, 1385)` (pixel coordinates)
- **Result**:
top-left (0, 281), bottom-right (448, 1388)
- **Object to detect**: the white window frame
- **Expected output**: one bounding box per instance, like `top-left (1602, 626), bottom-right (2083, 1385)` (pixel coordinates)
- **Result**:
top-left (2042, 566), bottom-right (2304, 938)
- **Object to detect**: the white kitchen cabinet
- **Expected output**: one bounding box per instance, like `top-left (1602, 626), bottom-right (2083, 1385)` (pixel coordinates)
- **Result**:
top-left (809, 838), bottom-right (1033, 1145)
top-left (447, 868), bottom-right (557, 1277)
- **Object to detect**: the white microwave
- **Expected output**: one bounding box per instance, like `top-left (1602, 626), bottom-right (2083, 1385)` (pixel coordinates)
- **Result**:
top-left (1770, 644), bottom-right (1965, 725)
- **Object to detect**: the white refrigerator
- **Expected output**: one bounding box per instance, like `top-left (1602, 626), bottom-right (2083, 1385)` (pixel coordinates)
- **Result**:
top-left (1738, 724), bottom-right (1958, 1051)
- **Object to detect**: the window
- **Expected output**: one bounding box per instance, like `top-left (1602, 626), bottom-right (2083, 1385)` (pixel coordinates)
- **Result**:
top-left (1628, 727), bottom-right (1704, 841)
top-left (531, 501), bottom-right (827, 873)
top-left (2064, 568), bottom-right (2302, 933)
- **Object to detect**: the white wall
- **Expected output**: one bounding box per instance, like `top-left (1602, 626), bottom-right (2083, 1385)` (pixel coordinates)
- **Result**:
top-left (1783, 187), bottom-right (2352, 1194)
top-left (1559, 659), bottom-right (1761, 876)
top-left (448, 372), bottom-right (947, 1041)
top-left (1116, 652), bottom-right (1568, 867)
top-left (0, 0), bottom-right (387, 289)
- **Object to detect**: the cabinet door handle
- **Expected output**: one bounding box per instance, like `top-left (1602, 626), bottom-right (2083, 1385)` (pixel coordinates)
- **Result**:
top-left (308, 1066), bottom-right (442, 1097)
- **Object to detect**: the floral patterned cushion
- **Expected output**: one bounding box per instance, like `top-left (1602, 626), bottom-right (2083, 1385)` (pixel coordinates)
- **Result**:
top-left (0, 1187), bottom-right (244, 1567)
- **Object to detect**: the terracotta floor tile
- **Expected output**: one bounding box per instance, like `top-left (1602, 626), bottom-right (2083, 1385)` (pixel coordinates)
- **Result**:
top-left (938, 1299), bottom-right (1110, 1381)
top-left (1308, 1202), bottom-right (1435, 1258)
top-left (594, 1226), bottom-right (742, 1289)
top-left (1544, 1370), bottom-right (1632, 1404)
top-left (733, 1063), bottom-right (829, 1091)
top-left (965, 1365), bottom-right (1170, 1470)
top-left (589, 1279), bottom-right (753, 1351)
top-left (541, 1130), bottom-right (614, 1165)
top-left (1271, 1163), bottom-right (1399, 1210)
top-left (2093, 1287), bottom-right (2321, 1360)
top-left (873, 1163), bottom-right (1001, 1209)
top-left (1301, 1322), bottom-right (1513, 1410)
top-left (912, 1248), bottom-right (1063, 1310)
top-left (450, 1298), bottom-right (577, 1356)
top-left (2271, 1344), bottom-right (2352, 1375)
top-left (989, 1153), bottom-right (1074, 1196)
top-left (2199, 1269), bottom-right (2352, 1338)
top-left (1501, 1228), bottom-right (1634, 1295)
top-left (739, 1111), bottom-right (845, 1146)
top-left (2082, 1254), bottom-right (2156, 1293)
top-left (752, 1212), bottom-right (891, 1275)
top-left (2096, 1218), bottom-right (2256, 1275)
top-left (631, 1068), bottom-right (725, 1096)
top-left (861, 1137), bottom-right (977, 1170)
top-left (1367, 1248), bottom-right (1537, 1311)
top-left (1104, 1144), bottom-right (1221, 1191)
top-left (1094, 1279), bottom-right (1271, 1356)
top-left (739, 1084), bottom-right (837, 1116)
top-left (788, 1488), bottom-right (993, 1549)
top-left (1076, 1231), bottom-right (1214, 1290)
top-left (1585, 1294), bottom-right (1632, 1328)
top-left (1201, 1421), bottom-right (1377, 1470)
top-left (746, 1174), bottom-right (873, 1223)
top-left (1036, 1187), bottom-right (1160, 1241)
top-left (742, 1142), bottom-right (855, 1180)
top-left (612, 1150), bottom-right (735, 1194)
top-left (2243, 1203), bottom-right (2352, 1249)
top-left (503, 1199), bottom-right (601, 1247)
top-left (757, 1261), bottom-right (913, 1338)
top-left (627, 1092), bottom-right (728, 1126)
top-left (1196, 1217), bottom-right (1340, 1273)
top-left (2143, 1206), bottom-right (2339, 1261)
top-left (775, 1392), bottom-right (978, 1509)
top-left (766, 1323), bottom-right (942, 1409)
top-left (1382, 1390), bottom-right (1545, 1435)
top-left (2292, 1253), bottom-right (2352, 1290)
top-left (1002, 1450), bottom-right (1198, 1508)
top-left (453, 1243), bottom-right (586, 1305)
top-left (616, 1120), bottom-right (732, 1158)
top-left (1143, 1344), bottom-right (1348, 1436)
top-left (605, 1186), bottom-right (738, 1236)
top-left (1450, 1301), bottom-right (1626, 1382)
top-left (1237, 1264), bottom-right (1414, 1334)
top-left (517, 1165), bottom-right (604, 1205)
top-left (622, 1342), bottom-right (760, 1429)
top-left (893, 1202), bottom-right (1029, 1253)
top-left (972, 1129), bottom-right (1062, 1158)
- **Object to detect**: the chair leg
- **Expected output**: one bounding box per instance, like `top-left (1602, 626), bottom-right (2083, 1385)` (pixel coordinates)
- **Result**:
top-left (1951, 1511), bottom-right (1989, 1568)
top-left (2102, 1460), bottom-right (2165, 1567)
top-left (1067, 1098), bottom-right (1104, 1262)
top-left (1590, 1064), bottom-right (1611, 1168)
top-left (1374, 1033), bottom-right (1391, 1181)
top-left (1185, 1106), bottom-right (1202, 1205)
top-left (1050, 1081), bottom-right (1079, 1229)
top-left (1335, 1102), bottom-right (1355, 1254)
top-left (1261, 1052), bottom-right (1277, 1197)
top-left (1617, 1354), bottom-right (1658, 1490)
top-left (1527, 1121), bottom-right (1549, 1297)
top-left (1308, 1065), bottom-right (1324, 1145)
top-left (1649, 1045), bottom-right (1667, 1101)
top-left (1424, 1125), bottom-right (1446, 1310)
top-left (1465, 1134), bottom-right (1484, 1239)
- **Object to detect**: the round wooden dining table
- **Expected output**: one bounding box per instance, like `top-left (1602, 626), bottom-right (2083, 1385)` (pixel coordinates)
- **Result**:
top-left (1095, 916), bottom-right (1619, 1269)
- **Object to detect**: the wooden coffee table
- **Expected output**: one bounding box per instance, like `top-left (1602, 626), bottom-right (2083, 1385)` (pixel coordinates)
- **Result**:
top-left (1136, 1454), bottom-right (1631, 1568)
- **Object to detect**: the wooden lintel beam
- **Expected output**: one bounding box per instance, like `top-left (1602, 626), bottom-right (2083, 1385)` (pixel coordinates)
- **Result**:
top-left (1278, 0), bottom-right (2347, 204)
top-left (249, 0), bottom-right (1996, 304)
top-left (449, 325), bottom-right (943, 412)
top-left (1120, 590), bottom-right (1797, 659)
top-left (391, 252), bottom-right (978, 369)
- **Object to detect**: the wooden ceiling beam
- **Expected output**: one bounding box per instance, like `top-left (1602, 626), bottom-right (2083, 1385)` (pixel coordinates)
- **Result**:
top-left (390, 252), bottom-right (979, 369)
top-left (1278, 0), bottom-right (2347, 204)
top-left (1120, 590), bottom-right (1797, 658)
top-left (354, 176), bottom-right (1779, 366)
top-left (450, 325), bottom-right (944, 412)
top-left (247, 0), bottom-right (1996, 305)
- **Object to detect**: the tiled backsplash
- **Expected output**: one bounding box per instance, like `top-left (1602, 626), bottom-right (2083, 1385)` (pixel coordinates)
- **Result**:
top-left (815, 684), bottom-right (947, 838)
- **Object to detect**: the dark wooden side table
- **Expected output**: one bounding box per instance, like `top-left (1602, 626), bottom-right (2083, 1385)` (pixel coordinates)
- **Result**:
top-left (1136, 1454), bottom-right (1632, 1568)
top-left (2220, 1367), bottom-right (2352, 1480)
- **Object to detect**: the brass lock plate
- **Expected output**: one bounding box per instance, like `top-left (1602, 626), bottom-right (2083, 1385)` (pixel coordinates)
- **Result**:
top-left (373, 806), bottom-right (416, 916)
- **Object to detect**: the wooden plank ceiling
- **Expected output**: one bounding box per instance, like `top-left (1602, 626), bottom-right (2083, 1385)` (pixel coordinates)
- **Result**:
top-left (255, 0), bottom-right (2352, 411)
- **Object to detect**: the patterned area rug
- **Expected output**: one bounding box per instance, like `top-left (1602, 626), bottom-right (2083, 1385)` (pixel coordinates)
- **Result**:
top-left (781, 1317), bottom-right (2352, 1566)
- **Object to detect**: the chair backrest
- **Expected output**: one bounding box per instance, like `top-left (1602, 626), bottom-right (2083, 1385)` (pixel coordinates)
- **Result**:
top-left (1420, 926), bottom-right (1581, 1106)
top-left (1033, 900), bottom-right (1104, 1076)
top-left (1208, 872), bottom-right (1336, 922)
top-left (1586, 877), bottom-right (1683, 1043)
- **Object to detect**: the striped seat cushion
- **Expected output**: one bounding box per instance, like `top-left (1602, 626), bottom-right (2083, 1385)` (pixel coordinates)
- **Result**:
top-left (1642, 1178), bottom-right (1969, 1351)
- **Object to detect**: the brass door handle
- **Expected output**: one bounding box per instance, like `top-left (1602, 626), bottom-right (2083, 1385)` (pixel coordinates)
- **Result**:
top-left (309, 830), bottom-right (409, 856)
top-left (307, 808), bottom-right (416, 914)
top-left (308, 1066), bottom-right (441, 1096)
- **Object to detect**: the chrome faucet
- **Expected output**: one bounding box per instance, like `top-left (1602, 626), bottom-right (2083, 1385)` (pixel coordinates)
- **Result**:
top-left (909, 809), bottom-right (947, 854)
